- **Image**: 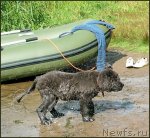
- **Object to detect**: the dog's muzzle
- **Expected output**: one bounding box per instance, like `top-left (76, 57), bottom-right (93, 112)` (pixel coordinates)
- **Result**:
top-left (109, 82), bottom-right (124, 92)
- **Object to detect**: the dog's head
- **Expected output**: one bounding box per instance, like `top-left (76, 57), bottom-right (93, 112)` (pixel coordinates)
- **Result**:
top-left (97, 67), bottom-right (124, 92)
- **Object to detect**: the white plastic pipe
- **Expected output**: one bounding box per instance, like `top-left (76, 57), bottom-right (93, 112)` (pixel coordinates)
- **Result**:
top-left (1, 29), bottom-right (31, 36)
top-left (1, 37), bottom-right (38, 47)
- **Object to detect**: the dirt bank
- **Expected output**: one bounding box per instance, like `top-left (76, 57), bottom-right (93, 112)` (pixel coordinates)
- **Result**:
top-left (1, 50), bottom-right (149, 137)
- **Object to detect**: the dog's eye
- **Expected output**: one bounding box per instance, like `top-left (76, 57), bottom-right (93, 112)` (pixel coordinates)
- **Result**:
top-left (111, 75), bottom-right (119, 82)
top-left (116, 75), bottom-right (120, 81)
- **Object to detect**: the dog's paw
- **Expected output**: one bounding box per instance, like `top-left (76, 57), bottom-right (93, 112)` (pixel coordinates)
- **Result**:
top-left (57, 112), bottom-right (65, 117)
top-left (82, 116), bottom-right (95, 122)
top-left (53, 112), bottom-right (65, 118)
top-left (41, 118), bottom-right (52, 125)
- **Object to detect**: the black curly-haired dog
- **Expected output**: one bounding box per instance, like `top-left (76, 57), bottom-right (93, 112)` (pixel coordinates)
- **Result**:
top-left (16, 67), bottom-right (124, 125)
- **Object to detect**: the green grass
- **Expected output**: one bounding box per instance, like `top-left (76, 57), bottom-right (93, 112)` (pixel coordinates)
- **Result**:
top-left (110, 39), bottom-right (149, 53)
top-left (1, 1), bottom-right (149, 53)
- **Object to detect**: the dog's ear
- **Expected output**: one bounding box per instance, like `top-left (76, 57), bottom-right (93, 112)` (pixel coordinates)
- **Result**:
top-left (105, 69), bottom-right (114, 78)
top-left (105, 63), bottom-right (113, 70)
top-left (102, 67), bottom-right (117, 79)
top-left (98, 67), bottom-right (113, 82)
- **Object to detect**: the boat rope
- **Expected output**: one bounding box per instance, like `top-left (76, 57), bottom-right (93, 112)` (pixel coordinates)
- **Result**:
top-left (46, 38), bottom-right (96, 72)
top-left (70, 20), bottom-right (115, 72)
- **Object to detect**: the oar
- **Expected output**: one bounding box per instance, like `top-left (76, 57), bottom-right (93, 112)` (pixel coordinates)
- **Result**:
top-left (1, 37), bottom-right (38, 47)
top-left (1, 29), bottom-right (31, 36)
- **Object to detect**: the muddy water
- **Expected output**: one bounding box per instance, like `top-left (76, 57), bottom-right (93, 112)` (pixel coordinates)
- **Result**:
top-left (1, 74), bottom-right (149, 137)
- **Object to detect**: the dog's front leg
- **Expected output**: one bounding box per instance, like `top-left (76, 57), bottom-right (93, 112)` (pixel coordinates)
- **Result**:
top-left (79, 98), bottom-right (95, 122)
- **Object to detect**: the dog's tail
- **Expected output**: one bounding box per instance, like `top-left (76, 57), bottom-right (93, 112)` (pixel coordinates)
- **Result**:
top-left (16, 78), bottom-right (37, 103)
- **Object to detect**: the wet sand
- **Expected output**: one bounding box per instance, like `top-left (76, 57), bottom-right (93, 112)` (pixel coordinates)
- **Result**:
top-left (1, 50), bottom-right (149, 137)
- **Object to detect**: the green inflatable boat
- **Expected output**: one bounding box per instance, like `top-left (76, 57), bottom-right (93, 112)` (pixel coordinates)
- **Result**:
top-left (1, 19), bottom-right (113, 82)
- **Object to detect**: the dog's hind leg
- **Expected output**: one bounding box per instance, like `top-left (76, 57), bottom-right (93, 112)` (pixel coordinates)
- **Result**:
top-left (36, 92), bottom-right (53, 125)
top-left (48, 97), bottom-right (65, 118)
top-left (80, 99), bottom-right (95, 122)
top-left (50, 108), bottom-right (65, 118)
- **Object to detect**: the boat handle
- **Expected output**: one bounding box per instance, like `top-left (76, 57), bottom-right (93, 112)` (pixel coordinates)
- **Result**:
top-left (20, 29), bottom-right (31, 33)
top-left (26, 37), bottom-right (38, 42)
top-left (59, 32), bottom-right (73, 38)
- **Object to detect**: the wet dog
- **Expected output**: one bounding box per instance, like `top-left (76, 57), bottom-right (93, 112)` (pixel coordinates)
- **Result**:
top-left (16, 67), bottom-right (124, 125)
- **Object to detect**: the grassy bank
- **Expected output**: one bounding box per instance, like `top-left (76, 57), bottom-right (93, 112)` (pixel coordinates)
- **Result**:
top-left (1, 1), bottom-right (149, 53)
